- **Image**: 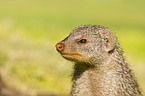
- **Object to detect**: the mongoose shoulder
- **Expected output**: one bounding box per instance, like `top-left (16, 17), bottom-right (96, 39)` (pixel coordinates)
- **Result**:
top-left (56, 25), bottom-right (142, 96)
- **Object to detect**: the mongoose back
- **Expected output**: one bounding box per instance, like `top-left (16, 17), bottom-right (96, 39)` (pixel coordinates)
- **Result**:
top-left (55, 25), bottom-right (142, 96)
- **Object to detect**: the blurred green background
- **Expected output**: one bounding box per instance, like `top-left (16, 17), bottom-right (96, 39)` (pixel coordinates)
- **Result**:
top-left (0, 0), bottom-right (145, 95)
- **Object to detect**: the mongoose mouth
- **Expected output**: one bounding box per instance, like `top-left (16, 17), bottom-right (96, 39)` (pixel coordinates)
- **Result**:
top-left (61, 53), bottom-right (82, 61)
top-left (61, 53), bottom-right (81, 56)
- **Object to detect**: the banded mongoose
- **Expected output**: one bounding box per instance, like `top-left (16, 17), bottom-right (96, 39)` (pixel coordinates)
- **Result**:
top-left (55, 25), bottom-right (142, 96)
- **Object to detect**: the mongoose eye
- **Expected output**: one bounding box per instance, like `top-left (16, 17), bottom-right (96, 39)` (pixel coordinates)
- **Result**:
top-left (78, 39), bottom-right (87, 44)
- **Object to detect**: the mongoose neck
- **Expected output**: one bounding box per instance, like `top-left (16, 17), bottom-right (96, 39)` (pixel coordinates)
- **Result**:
top-left (71, 49), bottom-right (142, 96)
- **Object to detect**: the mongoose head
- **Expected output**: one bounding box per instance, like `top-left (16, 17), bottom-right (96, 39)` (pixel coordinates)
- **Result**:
top-left (56, 25), bottom-right (117, 64)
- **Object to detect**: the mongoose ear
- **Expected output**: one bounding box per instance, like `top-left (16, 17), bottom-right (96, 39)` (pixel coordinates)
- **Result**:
top-left (103, 30), bottom-right (116, 53)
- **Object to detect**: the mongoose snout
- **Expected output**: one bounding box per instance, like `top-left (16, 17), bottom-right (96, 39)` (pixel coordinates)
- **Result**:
top-left (56, 43), bottom-right (64, 52)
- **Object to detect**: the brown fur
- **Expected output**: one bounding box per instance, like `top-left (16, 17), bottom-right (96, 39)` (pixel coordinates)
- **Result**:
top-left (56, 25), bottom-right (142, 96)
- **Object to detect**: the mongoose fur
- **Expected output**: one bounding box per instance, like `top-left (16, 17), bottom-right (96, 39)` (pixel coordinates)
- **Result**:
top-left (56, 25), bottom-right (142, 96)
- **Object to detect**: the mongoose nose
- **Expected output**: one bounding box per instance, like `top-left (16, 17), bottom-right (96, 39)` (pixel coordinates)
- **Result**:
top-left (56, 43), bottom-right (64, 52)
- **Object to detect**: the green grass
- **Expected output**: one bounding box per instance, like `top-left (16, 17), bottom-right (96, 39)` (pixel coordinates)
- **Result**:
top-left (0, 0), bottom-right (145, 95)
